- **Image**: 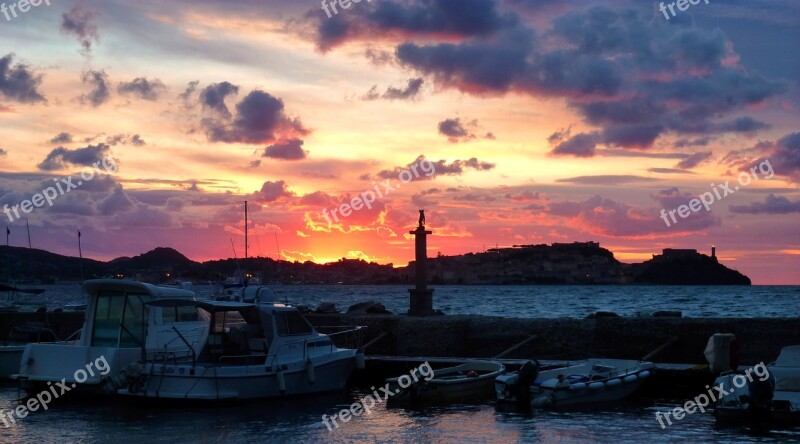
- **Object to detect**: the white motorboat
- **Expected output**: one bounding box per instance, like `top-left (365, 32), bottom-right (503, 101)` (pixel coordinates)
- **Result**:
top-left (0, 324), bottom-right (61, 378)
top-left (387, 361), bottom-right (504, 405)
top-left (113, 296), bottom-right (364, 400)
top-left (496, 359), bottom-right (654, 408)
top-left (14, 279), bottom-right (207, 393)
top-left (714, 345), bottom-right (800, 427)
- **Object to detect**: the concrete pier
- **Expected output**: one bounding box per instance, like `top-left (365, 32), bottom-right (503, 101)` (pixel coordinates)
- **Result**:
top-left (306, 313), bottom-right (800, 365)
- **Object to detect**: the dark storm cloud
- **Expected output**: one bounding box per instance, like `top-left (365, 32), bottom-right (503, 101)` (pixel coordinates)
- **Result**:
top-left (730, 194), bottom-right (800, 214)
top-left (117, 77), bottom-right (167, 101)
top-left (0, 54), bottom-right (45, 103)
top-left (60, 3), bottom-right (100, 54)
top-left (314, 0), bottom-right (517, 51)
top-left (200, 81), bottom-right (239, 117)
top-left (202, 90), bottom-right (309, 145)
top-left (37, 143), bottom-right (110, 171)
top-left (315, 3), bottom-right (786, 156)
top-left (80, 69), bottom-right (110, 107)
top-left (262, 139), bottom-right (307, 160)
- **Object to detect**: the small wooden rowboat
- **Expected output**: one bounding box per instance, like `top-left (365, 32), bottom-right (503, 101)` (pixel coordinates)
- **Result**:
top-left (387, 361), bottom-right (505, 405)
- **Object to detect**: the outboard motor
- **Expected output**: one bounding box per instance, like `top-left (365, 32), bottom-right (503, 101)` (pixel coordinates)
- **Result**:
top-left (748, 375), bottom-right (775, 426)
top-left (513, 360), bottom-right (540, 408)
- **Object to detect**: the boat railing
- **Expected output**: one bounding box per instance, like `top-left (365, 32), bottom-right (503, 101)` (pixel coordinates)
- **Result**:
top-left (316, 325), bottom-right (367, 351)
top-left (263, 326), bottom-right (366, 369)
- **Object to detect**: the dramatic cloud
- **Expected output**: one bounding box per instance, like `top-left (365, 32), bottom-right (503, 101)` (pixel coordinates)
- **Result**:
top-left (80, 69), bottom-right (110, 107)
top-left (315, 4), bottom-right (786, 155)
top-left (363, 78), bottom-right (424, 101)
top-left (676, 151), bottom-right (713, 169)
top-left (438, 118), bottom-right (475, 143)
top-left (49, 132), bottom-right (73, 144)
top-left (723, 132), bottom-right (800, 182)
top-left (262, 139), bottom-right (307, 160)
top-left (376, 155), bottom-right (494, 179)
top-left (0, 54), bottom-right (45, 103)
top-left (105, 134), bottom-right (146, 146)
top-left (314, 0), bottom-right (517, 51)
top-left (37, 143), bottom-right (110, 171)
top-left (60, 3), bottom-right (100, 54)
top-left (202, 90), bottom-right (309, 145)
top-left (200, 81), bottom-right (239, 117)
top-left (117, 77), bottom-right (167, 101)
top-left (730, 194), bottom-right (800, 214)
top-left (252, 180), bottom-right (294, 202)
top-left (0, 149), bottom-right (6, 157)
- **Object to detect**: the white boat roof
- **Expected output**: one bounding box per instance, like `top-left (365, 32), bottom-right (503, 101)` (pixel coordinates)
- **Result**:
top-left (775, 345), bottom-right (800, 367)
top-left (83, 279), bottom-right (196, 299)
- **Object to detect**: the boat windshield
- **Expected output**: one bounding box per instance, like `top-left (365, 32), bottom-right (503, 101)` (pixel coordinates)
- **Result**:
top-left (91, 291), bottom-right (152, 347)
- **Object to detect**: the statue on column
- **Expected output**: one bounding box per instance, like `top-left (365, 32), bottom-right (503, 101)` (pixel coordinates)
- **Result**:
top-left (418, 209), bottom-right (425, 227)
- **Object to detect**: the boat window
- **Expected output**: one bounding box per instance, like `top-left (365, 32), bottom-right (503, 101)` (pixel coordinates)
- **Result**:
top-left (91, 290), bottom-right (125, 347)
top-left (161, 305), bottom-right (206, 324)
top-left (120, 293), bottom-right (150, 348)
top-left (213, 310), bottom-right (247, 333)
top-left (91, 290), bottom-right (151, 347)
top-left (276, 311), bottom-right (313, 336)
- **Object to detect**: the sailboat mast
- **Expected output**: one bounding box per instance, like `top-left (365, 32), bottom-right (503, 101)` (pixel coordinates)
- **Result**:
top-left (244, 200), bottom-right (248, 260)
top-left (25, 218), bottom-right (31, 249)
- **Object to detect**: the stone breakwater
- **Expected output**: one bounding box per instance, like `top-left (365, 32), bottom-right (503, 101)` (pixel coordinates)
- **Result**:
top-left (3, 312), bottom-right (798, 365)
top-left (306, 314), bottom-right (800, 364)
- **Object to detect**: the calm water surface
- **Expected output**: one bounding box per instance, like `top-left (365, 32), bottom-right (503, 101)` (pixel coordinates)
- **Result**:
top-left (1, 383), bottom-right (799, 443)
top-left (24, 284), bottom-right (800, 318)
top-left (4, 284), bottom-right (800, 443)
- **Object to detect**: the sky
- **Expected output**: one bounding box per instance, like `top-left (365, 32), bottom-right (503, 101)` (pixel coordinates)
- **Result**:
top-left (0, 0), bottom-right (798, 284)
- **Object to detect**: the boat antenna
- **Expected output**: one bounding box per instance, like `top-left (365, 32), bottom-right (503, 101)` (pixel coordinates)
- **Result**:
top-left (78, 230), bottom-right (85, 281)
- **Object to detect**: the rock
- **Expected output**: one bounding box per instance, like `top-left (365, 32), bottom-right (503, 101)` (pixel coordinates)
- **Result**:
top-left (347, 300), bottom-right (391, 315)
top-left (653, 310), bottom-right (682, 318)
top-left (315, 302), bottom-right (338, 314)
top-left (586, 311), bottom-right (620, 319)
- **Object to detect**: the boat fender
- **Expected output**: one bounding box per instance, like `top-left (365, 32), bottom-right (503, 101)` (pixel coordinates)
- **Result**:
top-left (623, 375), bottom-right (637, 383)
top-left (606, 378), bottom-right (622, 387)
top-left (355, 353), bottom-right (366, 370)
top-left (588, 381), bottom-right (605, 390)
top-left (306, 359), bottom-right (315, 386)
top-left (569, 382), bottom-right (587, 391)
top-left (277, 371), bottom-right (286, 394)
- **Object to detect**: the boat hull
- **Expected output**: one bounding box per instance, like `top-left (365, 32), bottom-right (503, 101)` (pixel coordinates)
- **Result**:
top-left (120, 353), bottom-right (356, 400)
top-left (388, 362), bottom-right (504, 405)
top-left (0, 346), bottom-right (24, 378)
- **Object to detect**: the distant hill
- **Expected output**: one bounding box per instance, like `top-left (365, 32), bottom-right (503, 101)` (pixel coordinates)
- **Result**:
top-left (632, 250), bottom-right (751, 285)
top-left (0, 243), bottom-right (752, 285)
